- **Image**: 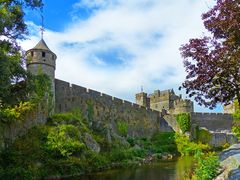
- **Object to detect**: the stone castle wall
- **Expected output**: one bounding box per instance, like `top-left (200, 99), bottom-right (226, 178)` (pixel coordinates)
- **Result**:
top-left (55, 79), bottom-right (164, 137)
top-left (0, 79), bottom-right (235, 149)
top-left (0, 104), bottom-right (48, 149)
top-left (190, 112), bottom-right (233, 132)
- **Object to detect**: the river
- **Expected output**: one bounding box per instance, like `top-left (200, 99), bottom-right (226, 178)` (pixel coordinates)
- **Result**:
top-left (78, 156), bottom-right (193, 180)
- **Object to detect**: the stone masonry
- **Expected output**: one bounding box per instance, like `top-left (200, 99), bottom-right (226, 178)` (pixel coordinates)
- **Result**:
top-left (135, 89), bottom-right (194, 114)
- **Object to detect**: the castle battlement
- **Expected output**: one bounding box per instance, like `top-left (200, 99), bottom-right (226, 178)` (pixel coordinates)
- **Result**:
top-left (135, 89), bottom-right (194, 114)
top-left (55, 79), bottom-right (160, 115)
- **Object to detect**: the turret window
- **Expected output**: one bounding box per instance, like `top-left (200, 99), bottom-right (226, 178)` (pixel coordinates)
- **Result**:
top-left (42, 52), bottom-right (46, 57)
top-left (31, 51), bottom-right (34, 57)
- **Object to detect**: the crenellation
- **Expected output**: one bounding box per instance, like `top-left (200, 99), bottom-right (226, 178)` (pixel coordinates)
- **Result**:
top-left (132, 103), bottom-right (139, 108)
top-left (190, 112), bottom-right (233, 131)
top-left (112, 97), bottom-right (123, 104)
top-left (88, 89), bottom-right (101, 98)
top-left (136, 89), bottom-right (193, 114)
top-left (123, 100), bottom-right (132, 107)
top-left (101, 93), bottom-right (113, 102)
top-left (72, 84), bottom-right (87, 94)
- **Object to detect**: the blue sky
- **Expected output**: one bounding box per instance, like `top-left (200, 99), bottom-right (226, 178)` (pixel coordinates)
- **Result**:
top-left (22, 0), bottom-right (223, 112)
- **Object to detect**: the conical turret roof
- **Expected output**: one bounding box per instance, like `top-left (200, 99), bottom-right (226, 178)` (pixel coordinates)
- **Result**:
top-left (26, 38), bottom-right (57, 59)
top-left (32, 39), bottom-right (51, 51)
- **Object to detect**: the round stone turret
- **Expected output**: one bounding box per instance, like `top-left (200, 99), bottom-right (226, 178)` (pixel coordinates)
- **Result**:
top-left (26, 39), bottom-right (57, 113)
top-left (26, 39), bottom-right (56, 78)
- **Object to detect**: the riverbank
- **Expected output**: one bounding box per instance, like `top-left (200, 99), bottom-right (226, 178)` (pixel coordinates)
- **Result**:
top-left (0, 109), bottom-right (226, 179)
top-left (0, 110), bottom-right (180, 179)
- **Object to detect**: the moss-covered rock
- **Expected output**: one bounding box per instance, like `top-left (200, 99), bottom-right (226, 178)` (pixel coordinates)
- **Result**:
top-left (84, 133), bottom-right (100, 153)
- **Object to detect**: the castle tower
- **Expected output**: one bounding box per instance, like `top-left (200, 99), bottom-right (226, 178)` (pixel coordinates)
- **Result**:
top-left (26, 39), bottom-right (57, 112)
top-left (135, 92), bottom-right (150, 108)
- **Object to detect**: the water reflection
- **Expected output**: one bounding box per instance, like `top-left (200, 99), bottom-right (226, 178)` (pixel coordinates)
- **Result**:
top-left (78, 156), bottom-right (193, 180)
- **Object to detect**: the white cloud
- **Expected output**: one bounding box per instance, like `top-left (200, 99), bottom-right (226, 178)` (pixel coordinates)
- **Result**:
top-left (20, 0), bottom-right (219, 112)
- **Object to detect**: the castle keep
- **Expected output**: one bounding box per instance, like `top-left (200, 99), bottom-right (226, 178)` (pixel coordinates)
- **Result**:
top-left (135, 89), bottom-right (194, 114)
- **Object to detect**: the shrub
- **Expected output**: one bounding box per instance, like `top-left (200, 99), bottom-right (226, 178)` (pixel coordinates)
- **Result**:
top-left (86, 152), bottom-right (109, 170)
top-left (109, 148), bottom-right (138, 162)
top-left (196, 127), bottom-right (212, 144)
top-left (232, 126), bottom-right (240, 140)
top-left (232, 105), bottom-right (240, 140)
top-left (116, 121), bottom-right (128, 137)
top-left (0, 101), bottom-right (34, 123)
top-left (127, 137), bottom-right (135, 147)
top-left (151, 132), bottom-right (177, 153)
top-left (49, 109), bottom-right (90, 133)
top-left (194, 152), bottom-right (220, 180)
top-left (175, 133), bottom-right (209, 156)
top-left (176, 113), bottom-right (190, 133)
top-left (46, 125), bottom-right (85, 157)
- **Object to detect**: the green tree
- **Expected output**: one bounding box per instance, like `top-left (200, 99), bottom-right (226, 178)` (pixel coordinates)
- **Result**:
top-left (0, 0), bottom-right (50, 123)
top-left (0, 0), bottom-right (43, 107)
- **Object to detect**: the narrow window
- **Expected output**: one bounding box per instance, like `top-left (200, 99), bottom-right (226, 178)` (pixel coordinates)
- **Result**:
top-left (42, 52), bottom-right (46, 57)
top-left (31, 51), bottom-right (34, 57)
top-left (52, 55), bottom-right (55, 60)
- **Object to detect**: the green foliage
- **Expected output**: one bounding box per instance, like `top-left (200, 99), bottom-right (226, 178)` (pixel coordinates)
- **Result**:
top-left (49, 109), bottom-right (90, 134)
top-left (86, 100), bottom-right (94, 122)
top-left (0, 0), bottom-right (43, 107)
top-left (0, 166), bottom-right (34, 180)
top-left (0, 0), bottom-right (51, 125)
top-left (194, 152), bottom-right (220, 180)
top-left (0, 73), bottom-right (51, 124)
top-left (175, 133), bottom-right (209, 156)
top-left (109, 147), bottom-right (146, 162)
top-left (29, 73), bottom-right (51, 104)
top-left (232, 126), bottom-right (240, 141)
top-left (0, 126), bottom-right (49, 179)
top-left (150, 132), bottom-right (178, 154)
top-left (85, 152), bottom-right (110, 170)
top-left (196, 127), bottom-right (212, 144)
top-left (0, 101), bottom-right (34, 123)
top-left (176, 113), bottom-right (190, 133)
top-left (117, 121), bottom-right (128, 137)
top-left (0, 108), bottom-right (200, 179)
top-left (46, 125), bottom-right (85, 157)
top-left (50, 109), bottom-right (83, 124)
top-left (127, 137), bottom-right (135, 146)
top-left (232, 103), bottom-right (240, 140)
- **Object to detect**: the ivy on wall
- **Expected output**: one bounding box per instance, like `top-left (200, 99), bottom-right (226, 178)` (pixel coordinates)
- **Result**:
top-left (176, 113), bottom-right (190, 133)
top-left (195, 126), bottom-right (212, 144)
top-left (232, 101), bottom-right (240, 140)
top-left (86, 100), bottom-right (94, 123)
top-left (0, 73), bottom-right (51, 124)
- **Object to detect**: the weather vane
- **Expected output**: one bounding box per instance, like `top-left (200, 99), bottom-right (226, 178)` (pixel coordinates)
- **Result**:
top-left (40, 9), bottom-right (45, 39)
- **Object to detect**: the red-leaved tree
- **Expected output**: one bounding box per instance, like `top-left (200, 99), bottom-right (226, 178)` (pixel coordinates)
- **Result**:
top-left (180, 0), bottom-right (240, 109)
